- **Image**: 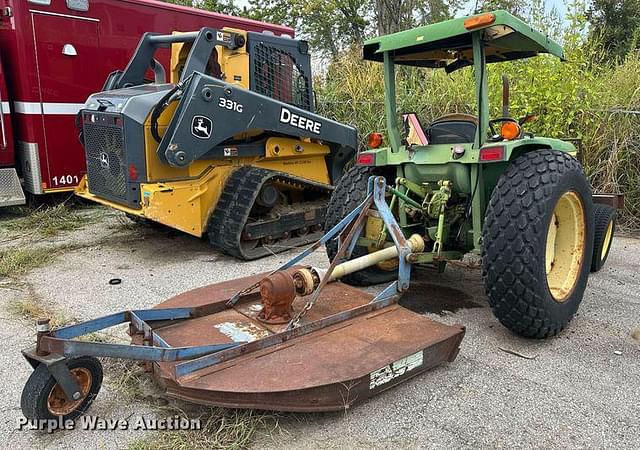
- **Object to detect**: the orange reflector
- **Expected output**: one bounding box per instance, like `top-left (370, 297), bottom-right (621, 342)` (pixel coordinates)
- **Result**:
top-left (479, 146), bottom-right (505, 162)
top-left (367, 132), bottom-right (384, 149)
top-left (500, 121), bottom-right (521, 140)
top-left (464, 13), bottom-right (495, 30)
top-left (357, 153), bottom-right (375, 166)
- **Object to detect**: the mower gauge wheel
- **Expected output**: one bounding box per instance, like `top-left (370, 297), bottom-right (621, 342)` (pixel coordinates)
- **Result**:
top-left (21, 357), bottom-right (103, 421)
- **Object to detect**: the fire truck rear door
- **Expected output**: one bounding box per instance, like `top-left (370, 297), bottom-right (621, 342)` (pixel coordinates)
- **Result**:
top-left (31, 11), bottom-right (101, 190)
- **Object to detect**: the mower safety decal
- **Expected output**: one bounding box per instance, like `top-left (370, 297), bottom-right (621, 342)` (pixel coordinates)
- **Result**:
top-left (214, 321), bottom-right (270, 343)
top-left (369, 351), bottom-right (423, 390)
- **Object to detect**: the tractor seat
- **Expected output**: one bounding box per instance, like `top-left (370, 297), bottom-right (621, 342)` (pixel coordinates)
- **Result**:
top-left (429, 113), bottom-right (477, 144)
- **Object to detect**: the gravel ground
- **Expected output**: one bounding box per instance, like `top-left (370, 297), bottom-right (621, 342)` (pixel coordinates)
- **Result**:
top-left (0, 209), bottom-right (638, 449)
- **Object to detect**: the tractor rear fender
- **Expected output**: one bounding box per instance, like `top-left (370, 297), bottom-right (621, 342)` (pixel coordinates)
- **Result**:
top-left (502, 138), bottom-right (577, 162)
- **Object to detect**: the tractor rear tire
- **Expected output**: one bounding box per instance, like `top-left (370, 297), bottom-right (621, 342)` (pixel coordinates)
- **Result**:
top-left (482, 150), bottom-right (594, 338)
top-left (325, 166), bottom-right (396, 286)
top-left (590, 204), bottom-right (616, 272)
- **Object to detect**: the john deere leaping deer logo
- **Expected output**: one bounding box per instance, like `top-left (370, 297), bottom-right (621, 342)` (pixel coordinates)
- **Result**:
top-left (191, 115), bottom-right (212, 139)
top-left (99, 152), bottom-right (109, 169)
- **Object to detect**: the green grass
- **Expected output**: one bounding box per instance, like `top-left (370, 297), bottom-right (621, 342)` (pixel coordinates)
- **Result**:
top-left (0, 246), bottom-right (56, 277)
top-left (1, 204), bottom-right (100, 238)
top-left (6, 286), bottom-right (73, 327)
top-left (127, 407), bottom-right (279, 450)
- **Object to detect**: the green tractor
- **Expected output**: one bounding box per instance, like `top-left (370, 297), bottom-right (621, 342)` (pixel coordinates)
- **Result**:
top-left (326, 10), bottom-right (620, 338)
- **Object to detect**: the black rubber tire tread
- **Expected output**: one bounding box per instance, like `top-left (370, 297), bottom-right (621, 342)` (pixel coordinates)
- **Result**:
top-left (324, 166), bottom-right (397, 286)
top-left (207, 167), bottom-right (332, 260)
top-left (482, 150), bottom-right (595, 339)
top-left (21, 356), bottom-right (103, 421)
top-left (590, 204), bottom-right (616, 272)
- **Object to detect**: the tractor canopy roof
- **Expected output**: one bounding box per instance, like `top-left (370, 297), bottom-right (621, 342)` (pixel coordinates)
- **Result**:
top-left (363, 10), bottom-right (564, 72)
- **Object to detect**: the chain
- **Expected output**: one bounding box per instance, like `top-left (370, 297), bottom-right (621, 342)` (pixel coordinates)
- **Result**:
top-left (286, 196), bottom-right (373, 330)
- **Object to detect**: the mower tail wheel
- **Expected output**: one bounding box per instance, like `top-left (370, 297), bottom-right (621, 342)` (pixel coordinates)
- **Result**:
top-left (591, 204), bottom-right (616, 272)
top-left (482, 150), bottom-right (594, 338)
top-left (21, 356), bottom-right (103, 421)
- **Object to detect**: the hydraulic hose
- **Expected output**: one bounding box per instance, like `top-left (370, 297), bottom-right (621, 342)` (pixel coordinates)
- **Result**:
top-left (150, 74), bottom-right (193, 143)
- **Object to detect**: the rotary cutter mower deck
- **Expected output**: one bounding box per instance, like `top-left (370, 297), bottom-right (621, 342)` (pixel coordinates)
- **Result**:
top-left (20, 176), bottom-right (464, 420)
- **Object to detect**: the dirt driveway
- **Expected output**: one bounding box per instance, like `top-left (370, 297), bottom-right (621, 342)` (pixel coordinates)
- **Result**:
top-left (0, 207), bottom-right (638, 449)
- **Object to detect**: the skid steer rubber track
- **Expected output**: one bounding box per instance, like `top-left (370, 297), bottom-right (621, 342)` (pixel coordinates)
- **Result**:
top-left (208, 166), bottom-right (332, 260)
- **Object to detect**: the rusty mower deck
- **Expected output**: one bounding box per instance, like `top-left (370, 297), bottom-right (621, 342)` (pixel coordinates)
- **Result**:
top-left (147, 273), bottom-right (463, 411)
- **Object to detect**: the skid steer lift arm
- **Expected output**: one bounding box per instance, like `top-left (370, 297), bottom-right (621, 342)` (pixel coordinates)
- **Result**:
top-left (23, 177), bottom-right (416, 397)
top-left (156, 72), bottom-right (358, 167)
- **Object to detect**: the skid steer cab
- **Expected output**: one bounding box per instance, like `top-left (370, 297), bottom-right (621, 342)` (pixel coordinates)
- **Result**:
top-left (75, 28), bottom-right (357, 260)
top-left (327, 10), bottom-right (623, 339)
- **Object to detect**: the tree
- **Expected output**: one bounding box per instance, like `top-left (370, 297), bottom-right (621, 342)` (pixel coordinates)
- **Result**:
top-left (248, 0), bottom-right (461, 57)
top-left (474, 0), bottom-right (527, 17)
top-left (587, 0), bottom-right (640, 62)
top-left (248, 0), bottom-right (368, 58)
top-left (374, 0), bottom-right (459, 35)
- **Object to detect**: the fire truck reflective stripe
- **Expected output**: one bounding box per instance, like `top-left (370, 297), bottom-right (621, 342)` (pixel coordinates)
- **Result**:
top-left (13, 102), bottom-right (85, 115)
top-left (29, 9), bottom-right (101, 22)
top-left (42, 103), bottom-right (85, 114)
top-left (0, 102), bottom-right (9, 113)
top-left (13, 102), bottom-right (42, 114)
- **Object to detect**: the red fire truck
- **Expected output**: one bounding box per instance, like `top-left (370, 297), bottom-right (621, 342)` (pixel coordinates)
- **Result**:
top-left (0, 0), bottom-right (292, 207)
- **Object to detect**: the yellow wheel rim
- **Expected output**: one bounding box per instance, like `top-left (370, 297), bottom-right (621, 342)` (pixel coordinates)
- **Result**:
top-left (365, 212), bottom-right (398, 272)
top-left (601, 219), bottom-right (614, 261)
top-left (545, 191), bottom-right (586, 302)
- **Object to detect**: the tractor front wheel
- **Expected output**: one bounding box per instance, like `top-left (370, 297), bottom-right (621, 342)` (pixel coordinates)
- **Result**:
top-left (482, 150), bottom-right (594, 338)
